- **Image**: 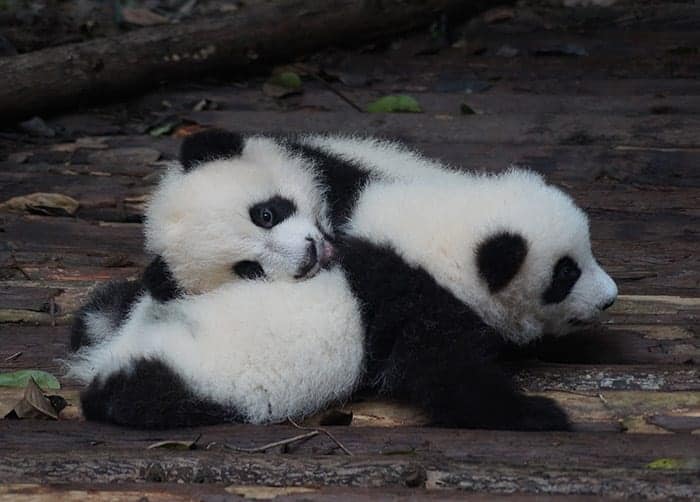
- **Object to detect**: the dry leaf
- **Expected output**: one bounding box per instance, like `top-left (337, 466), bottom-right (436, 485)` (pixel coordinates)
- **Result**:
top-left (10, 378), bottom-right (58, 420)
top-left (122, 7), bottom-right (170, 26)
top-left (7, 152), bottom-right (31, 163)
top-left (483, 7), bottom-right (514, 24)
top-left (173, 124), bottom-right (208, 138)
top-left (0, 193), bottom-right (79, 216)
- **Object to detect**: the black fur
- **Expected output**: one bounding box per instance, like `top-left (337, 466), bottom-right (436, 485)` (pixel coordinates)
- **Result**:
top-left (70, 280), bottom-right (144, 351)
top-left (477, 232), bottom-right (528, 293)
top-left (233, 260), bottom-right (266, 280)
top-left (142, 256), bottom-right (182, 302)
top-left (287, 143), bottom-right (372, 227)
top-left (81, 358), bottom-right (237, 429)
top-left (180, 129), bottom-right (244, 171)
top-left (543, 256), bottom-right (581, 304)
top-left (339, 236), bottom-right (570, 431)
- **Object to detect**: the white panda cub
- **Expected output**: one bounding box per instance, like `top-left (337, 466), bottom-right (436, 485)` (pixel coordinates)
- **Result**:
top-left (70, 131), bottom-right (335, 351)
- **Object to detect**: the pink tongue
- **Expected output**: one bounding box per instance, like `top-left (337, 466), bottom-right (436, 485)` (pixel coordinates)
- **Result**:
top-left (320, 240), bottom-right (336, 265)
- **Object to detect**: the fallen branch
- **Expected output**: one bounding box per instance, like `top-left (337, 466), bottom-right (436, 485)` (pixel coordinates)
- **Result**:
top-left (288, 417), bottom-right (353, 456)
top-left (216, 430), bottom-right (320, 453)
top-left (0, 0), bottom-right (462, 124)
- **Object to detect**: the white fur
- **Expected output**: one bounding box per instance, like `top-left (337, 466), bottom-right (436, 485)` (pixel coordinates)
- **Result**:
top-left (302, 135), bottom-right (458, 182)
top-left (145, 136), bottom-right (333, 293)
top-left (68, 268), bottom-right (364, 423)
top-left (345, 167), bottom-right (617, 344)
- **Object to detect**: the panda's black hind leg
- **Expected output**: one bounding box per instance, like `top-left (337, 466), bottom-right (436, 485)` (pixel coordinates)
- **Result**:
top-left (514, 394), bottom-right (571, 431)
top-left (70, 280), bottom-right (144, 351)
top-left (414, 363), bottom-right (570, 431)
top-left (81, 358), bottom-right (237, 429)
top-left (384, 330), bottom-right (571, 431)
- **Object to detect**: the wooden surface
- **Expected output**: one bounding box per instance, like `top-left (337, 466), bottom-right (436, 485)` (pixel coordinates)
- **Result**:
top-left (1, 1), bottom-right (699, 498)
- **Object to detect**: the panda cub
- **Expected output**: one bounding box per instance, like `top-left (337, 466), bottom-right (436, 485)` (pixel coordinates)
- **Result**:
top-left (71, 132), bottom-right (335, 352)
top-left (290, 134), bottom-right (618, 430)
top-left (68, 132), bottom-right (363, 428)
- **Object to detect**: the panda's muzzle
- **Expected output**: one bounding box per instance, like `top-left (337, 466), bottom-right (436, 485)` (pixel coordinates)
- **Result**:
top-left (295, 237), bottom-right (335, 279)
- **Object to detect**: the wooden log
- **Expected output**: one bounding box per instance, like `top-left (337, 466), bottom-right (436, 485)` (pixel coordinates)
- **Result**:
top-left (0, 423), bottom-right (698, 496)
top-left (0, 0), bottom-right (464, 124)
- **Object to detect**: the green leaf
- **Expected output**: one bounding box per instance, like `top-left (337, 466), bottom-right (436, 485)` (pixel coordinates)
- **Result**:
top-left (267, 72), bottom-right (302, 90)
top-left (148, 121), bottom-right (179, 137)
top-left (366, 95), bottom-right (422, 113)
top-left (0, 370), bottom-right (60, 390)
top-left (646, 458), bottom-right (700, 470)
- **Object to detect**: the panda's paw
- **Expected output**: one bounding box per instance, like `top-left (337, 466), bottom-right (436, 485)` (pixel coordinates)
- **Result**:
top-left (516, 395), bottom-right (571, 431)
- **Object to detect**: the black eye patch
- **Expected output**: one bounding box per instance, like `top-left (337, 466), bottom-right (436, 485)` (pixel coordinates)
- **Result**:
top-left (249, 196), bottom-right (296, 229)
top-left (542, 256), bottom-right (581, 304)
top-left (232, 261), bottom-right (266, 280)
top-left (477, 232), bottom-right (528, 293)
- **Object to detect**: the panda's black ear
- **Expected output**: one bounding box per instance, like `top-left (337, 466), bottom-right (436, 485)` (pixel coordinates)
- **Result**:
top-left (142, 256), bottom-right (182, 302)
top-left (477, 232), bottom-right (528, 293)
top-left (180, 129), bottom-right (244, 171)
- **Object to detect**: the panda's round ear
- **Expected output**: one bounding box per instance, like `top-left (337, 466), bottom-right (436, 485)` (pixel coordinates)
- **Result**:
top-left (180, 129), bottom-right (245, 171)
top-left (477, 232), bottom-right (528, 293)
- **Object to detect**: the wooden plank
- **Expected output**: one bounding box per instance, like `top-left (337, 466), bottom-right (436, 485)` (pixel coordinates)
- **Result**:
top-left (185, 110), bottom-right (700, 147)
top-left (0, 423), bottom-right (697, 496)
top-left (0, 216), bottom-right (143, 256)
top-left (2, 420), bottom-right (699, 463)
top-left (511, 364), bottom-right (700, 393)
top-left (0, 483), bottom-right (605, 501)
top-left (117, 85), bottom-right (700, 116)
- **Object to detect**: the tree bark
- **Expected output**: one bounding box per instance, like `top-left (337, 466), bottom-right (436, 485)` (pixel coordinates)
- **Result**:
top-left (0, 0), bottom-right (462, 124)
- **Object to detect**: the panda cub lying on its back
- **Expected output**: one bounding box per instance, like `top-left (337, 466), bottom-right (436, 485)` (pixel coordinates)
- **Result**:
top-left (71, 132), bottom-right (335, 352)
top-left (68, 132), bottom-right (363, 428)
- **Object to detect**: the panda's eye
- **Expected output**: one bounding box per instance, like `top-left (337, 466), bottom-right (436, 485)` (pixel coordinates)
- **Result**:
top-left (558, 261), bottom-right (579, 280)
top-left (252, 206), bottom-right (276, 228)
top-left (542, 255), bottom-right (581, 304)
top-left (261, 208), bottom-right (274, 226)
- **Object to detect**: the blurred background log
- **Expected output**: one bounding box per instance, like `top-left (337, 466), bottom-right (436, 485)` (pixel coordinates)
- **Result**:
top-left (0, 0), bottom-right (479, 124)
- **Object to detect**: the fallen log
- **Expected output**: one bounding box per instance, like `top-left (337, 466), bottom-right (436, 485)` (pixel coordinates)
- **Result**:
top-left (0, 0), bottom-right (466, 124)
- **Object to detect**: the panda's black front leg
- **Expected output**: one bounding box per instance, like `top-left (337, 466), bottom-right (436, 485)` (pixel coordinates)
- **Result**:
top-left (383, 328), bottom-right (571, 431)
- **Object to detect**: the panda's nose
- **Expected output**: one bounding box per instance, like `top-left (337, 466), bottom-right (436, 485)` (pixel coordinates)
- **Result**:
top-left (600, 297), bottom-right (616, 311)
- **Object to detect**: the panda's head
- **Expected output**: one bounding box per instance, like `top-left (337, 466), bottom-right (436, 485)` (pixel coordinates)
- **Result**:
top-left (472, 170), bottom-right (618, 343)
top-left (144, 130), bottom-right (334, 294)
